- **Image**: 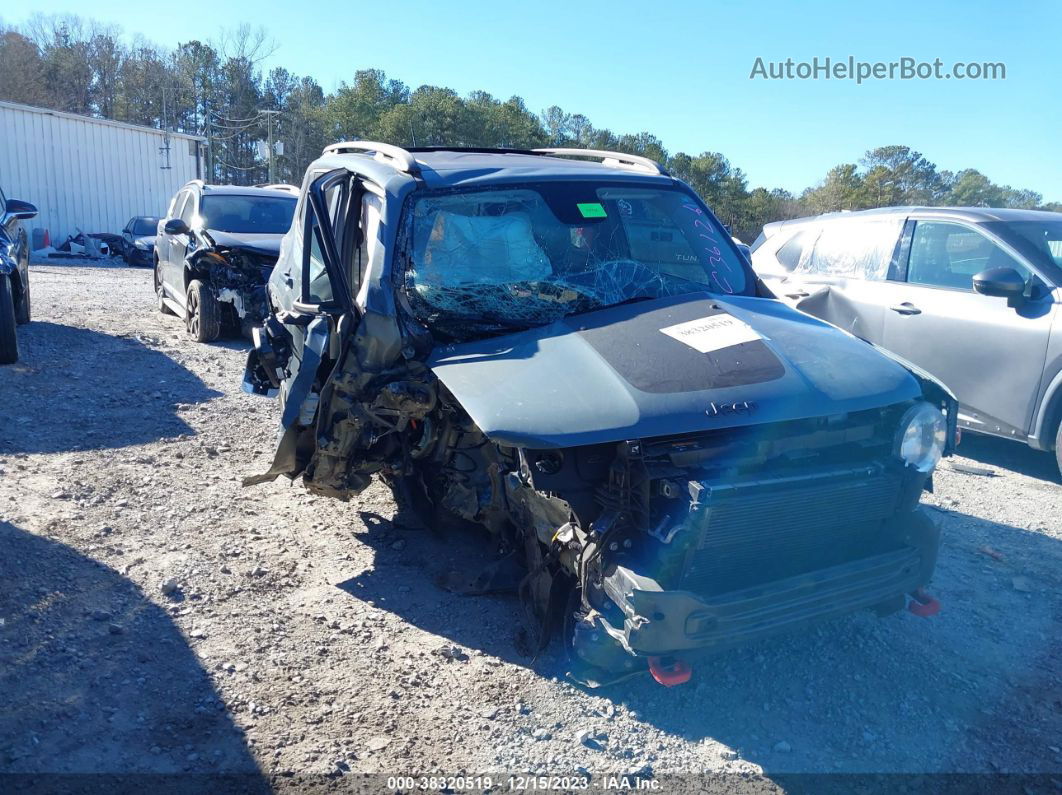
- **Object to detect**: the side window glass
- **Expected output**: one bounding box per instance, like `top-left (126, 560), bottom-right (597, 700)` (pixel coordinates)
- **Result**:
top-left (179, 193), bottom-right (196, 225)
top-left (355, 193), bottom-right (383, 297)
top-left (170, 193), bottom-right (187, 222)
top-left (305, 209), bottom-right (334, 304)
top-left (908, 222), bottom-right (1028, 290)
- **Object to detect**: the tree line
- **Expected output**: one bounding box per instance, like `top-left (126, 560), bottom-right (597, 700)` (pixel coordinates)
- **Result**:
top-left (1, 14), bottom-right (1057, 242)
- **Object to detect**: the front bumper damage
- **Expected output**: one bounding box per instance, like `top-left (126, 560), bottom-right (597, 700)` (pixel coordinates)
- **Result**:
top-left (569, 460), bottom-right (942, 686)
top-left (187, 243), bottom-right (273, 337)
top-left (127, 246), bottom-right (153, 266)
top-left (595, 510), bottom-right (937, 658)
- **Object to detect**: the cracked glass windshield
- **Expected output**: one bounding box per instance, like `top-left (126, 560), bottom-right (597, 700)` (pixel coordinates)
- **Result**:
top-left (401, 182), bottom-right (753, 339)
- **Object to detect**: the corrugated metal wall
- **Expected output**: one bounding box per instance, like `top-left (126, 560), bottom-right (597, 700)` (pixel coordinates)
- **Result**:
top-left (0, 101), bottom-right (203, 243)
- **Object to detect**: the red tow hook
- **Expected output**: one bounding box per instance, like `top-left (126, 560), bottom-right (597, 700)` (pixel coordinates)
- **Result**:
top-left (907, 587), bottom-right (941, 617)
top-left (648, 656), bottom-right (692, 687)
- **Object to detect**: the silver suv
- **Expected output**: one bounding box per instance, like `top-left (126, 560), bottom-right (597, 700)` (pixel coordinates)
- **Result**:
top-left (751, 207), bottom-right (1062, 475)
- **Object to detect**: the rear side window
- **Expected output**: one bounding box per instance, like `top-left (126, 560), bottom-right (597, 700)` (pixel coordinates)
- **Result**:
top-left (806, 217), bottom-right (903, 280)
top-left (776, 230), bottom-right (812, 271)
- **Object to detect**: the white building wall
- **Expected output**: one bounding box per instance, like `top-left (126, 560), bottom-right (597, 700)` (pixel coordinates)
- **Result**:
top-left (0, 101), bottom-right (203, 243)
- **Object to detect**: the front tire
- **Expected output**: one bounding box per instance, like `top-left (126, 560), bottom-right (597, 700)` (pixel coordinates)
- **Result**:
top-left (14, 267), bottom-right (30, 325)
top-left (186, 279), bottom-right (221, 342)
top-left (0, 275), bottom-right (19, 364)
top-left (1054, 421), bottom-right (1062, 482)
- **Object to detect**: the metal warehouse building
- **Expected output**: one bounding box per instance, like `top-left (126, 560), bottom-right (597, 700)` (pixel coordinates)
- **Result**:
top-left (0, 100), bottom-right (204, 244)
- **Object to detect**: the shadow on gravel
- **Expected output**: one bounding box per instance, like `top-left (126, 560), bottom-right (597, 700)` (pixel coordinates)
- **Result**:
top-left (0, 322), bottom-right (221, 454)
top-left (950, 434), bottom-right (1061, 484)
top-left (338, 511), bottom-right (532, 667)
top-left (341, 507), bottom-right (1061, 776)
top-left (0, 520), bottom-right (267, 787)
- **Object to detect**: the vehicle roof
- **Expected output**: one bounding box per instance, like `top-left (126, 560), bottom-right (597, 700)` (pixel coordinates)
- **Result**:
top-left (183, 182), bottom-right (299, 199)
top-left (313, 148), bottom-right (675, 191)
top-left (777, 206), bottom-right (1061, 227)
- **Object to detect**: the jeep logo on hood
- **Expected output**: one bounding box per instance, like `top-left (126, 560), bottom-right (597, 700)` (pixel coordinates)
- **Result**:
top-left (707, 400), bottom-right (755, 417)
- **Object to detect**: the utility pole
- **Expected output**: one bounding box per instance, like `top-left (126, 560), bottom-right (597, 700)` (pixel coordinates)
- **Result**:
top-left (261, 110), bottom-right (280, 183)
top-left (204, 96), bottom-right (213, 182)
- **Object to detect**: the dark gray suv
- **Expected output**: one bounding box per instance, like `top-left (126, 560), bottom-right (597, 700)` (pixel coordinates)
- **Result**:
top-left (752, 207), bottom-right (1062, 475)
top-left (0, 183), bottom-right (38, 365)
top-left (242, 143), bottom-right (956, 687)
top-left (154, 182), bottom-right (297, 342)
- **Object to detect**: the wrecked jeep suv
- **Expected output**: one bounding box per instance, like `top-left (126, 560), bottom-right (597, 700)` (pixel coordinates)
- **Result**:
top-left (155, 182), bottom-right (298, 341)
top-left (243, 143), bottom-right (956, 686)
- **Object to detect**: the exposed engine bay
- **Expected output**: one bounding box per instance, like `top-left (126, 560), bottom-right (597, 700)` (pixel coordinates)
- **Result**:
top-left (186, 232), bottom-right (274, 336)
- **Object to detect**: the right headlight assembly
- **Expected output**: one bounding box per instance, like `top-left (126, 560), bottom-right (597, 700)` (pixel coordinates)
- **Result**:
top-left (896, 402), bottom-right (947, 473)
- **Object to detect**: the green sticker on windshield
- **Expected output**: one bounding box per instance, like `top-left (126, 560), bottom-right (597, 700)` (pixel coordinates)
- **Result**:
top-left (577, 202), bottom-right (607, 219)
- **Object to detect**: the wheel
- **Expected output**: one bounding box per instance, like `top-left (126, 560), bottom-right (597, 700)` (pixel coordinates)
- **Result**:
top-left (186, 279), bottom-right (221, 342)
top-left (155, 259), bottom-right (175, 315)
top-left (0, 275), bottom-right (19, 364)
top-left (14, 264), bottom-right (30, 325)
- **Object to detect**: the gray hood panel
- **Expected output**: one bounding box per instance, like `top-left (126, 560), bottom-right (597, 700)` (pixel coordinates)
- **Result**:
top-left (428, 292), bottom-right (920, 448)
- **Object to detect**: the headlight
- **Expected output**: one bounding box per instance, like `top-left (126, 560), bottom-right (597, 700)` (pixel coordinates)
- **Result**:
top-left (896, 402), bottom-right (947, 473)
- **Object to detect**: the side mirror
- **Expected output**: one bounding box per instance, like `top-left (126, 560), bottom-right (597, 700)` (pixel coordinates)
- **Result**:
top-left (164, 218), bottom-right (190, 236)
top-left (973, 267), bottom-right (1025, 299)
top-left (4, 199), bottom-right (38, 221)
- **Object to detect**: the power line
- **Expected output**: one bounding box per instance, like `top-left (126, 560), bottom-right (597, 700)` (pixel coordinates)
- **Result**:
top-left (216, 159), bottom-right (265, 172)
top-left (208, 109), bottom-right (263, 124)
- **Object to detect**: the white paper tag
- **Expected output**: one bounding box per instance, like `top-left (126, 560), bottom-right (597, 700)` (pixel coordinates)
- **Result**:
top-left (659, 314), bottom-right (762, 353)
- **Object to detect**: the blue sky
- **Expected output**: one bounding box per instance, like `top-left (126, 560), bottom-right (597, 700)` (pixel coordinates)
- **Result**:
top-left (6, 0), bottom-right (1059, 200)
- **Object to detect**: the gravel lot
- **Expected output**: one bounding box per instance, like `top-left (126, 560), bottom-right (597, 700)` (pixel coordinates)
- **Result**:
top-left (1, 261), bottom-right (1060, 789)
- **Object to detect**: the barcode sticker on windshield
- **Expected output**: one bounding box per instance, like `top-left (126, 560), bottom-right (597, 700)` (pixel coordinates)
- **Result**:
top-left (660, 315), bottom-right (762, 353)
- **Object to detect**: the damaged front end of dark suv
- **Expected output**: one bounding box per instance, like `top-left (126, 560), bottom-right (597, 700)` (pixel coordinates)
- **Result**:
top-left (185, 230), bottom-right (278, 339)
top-left (242, 144), bottom-right (956, 687)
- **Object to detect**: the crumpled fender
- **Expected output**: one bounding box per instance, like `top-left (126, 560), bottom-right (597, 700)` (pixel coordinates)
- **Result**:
top-left (242, 317), bottom-right (331, 487)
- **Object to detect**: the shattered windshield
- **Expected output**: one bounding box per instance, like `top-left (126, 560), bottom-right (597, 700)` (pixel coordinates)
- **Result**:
top-left (400, 182), bottom-right (753, 339)
top-left (200, 195), bottom-right (297, 235)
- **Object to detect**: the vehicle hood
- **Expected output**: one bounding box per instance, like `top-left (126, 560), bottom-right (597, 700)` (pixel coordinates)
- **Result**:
top-left (134, 235), bottom-right (156, 247)
top-left (428, 292), bottom-right (922, 448)
top-left (202, 229), bottom-right (283, 257)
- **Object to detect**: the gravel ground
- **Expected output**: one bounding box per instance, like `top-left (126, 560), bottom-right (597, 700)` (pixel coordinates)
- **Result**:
top-left (1, 261), bottom-right (1060, 789)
